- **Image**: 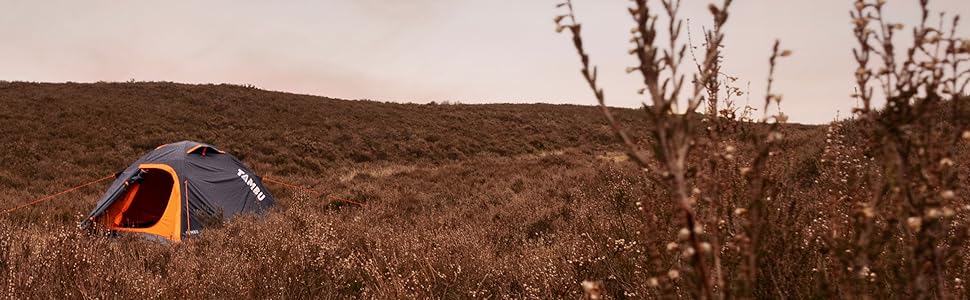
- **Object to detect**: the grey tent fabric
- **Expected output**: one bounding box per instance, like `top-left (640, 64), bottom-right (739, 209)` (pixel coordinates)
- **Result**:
top-left (80, 141), bottom-right (274, 240)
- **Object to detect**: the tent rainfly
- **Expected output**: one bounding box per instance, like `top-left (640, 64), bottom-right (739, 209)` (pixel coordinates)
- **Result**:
top-left (80, 141), bottom-right (274, 241)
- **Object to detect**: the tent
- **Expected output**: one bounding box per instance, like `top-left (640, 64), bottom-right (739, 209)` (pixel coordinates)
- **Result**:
top-left (80, 141), bottom-right (275, 241)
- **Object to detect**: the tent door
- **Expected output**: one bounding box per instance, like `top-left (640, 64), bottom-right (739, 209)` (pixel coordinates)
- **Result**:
top-left (103, 164), bottom-right (183, 241)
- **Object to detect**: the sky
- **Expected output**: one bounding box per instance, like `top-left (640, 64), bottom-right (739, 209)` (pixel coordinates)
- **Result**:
top-left (1, 0), bottom-right (968, 124)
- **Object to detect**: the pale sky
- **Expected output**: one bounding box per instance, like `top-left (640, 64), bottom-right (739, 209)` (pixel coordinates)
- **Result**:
top-left (1, 0), bottom-right (968, 124)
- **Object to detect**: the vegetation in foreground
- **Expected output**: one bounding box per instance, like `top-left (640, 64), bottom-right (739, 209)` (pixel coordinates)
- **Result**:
top-left (555, 0), bottom-right (970, 298)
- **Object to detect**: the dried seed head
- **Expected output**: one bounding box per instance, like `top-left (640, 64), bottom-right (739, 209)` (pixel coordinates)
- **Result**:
top-left (780, 50), bottom-right (793, 57)
top-left (963, 131), bottom-right (970, 140)
top-left (862, 206), bottom-right (875, 219)
top-left (941, 190), bottom-right (956, 200)
top-left (907, 217), bottom-right (923, 232)
top-left (940, 158), bottom-right (954, 167)
top-left (647, 277), bottom-right (659, 287)
top-left (776, 113), bottom-right (790, 123)
top-left (666, 242), bottom-right (679, 251)
top-left (739, 167), bottom-right (751, 175)
top-left (925, 208), bottom-right (942, 219)
top-left (699, 242), bottom-right (712, 253)
top-left (581, 280), bottom-right (603, 300)
top-left (682, 247), bottom-right (696, 258)
top-left (943, 207), bottom-right (956, 218)
top-left (667, 269), bottom-right (680, 279)
top-left (677, 228), bottom-right (690, 240)
top-left (734, 208), bottom-right (747, 216)
top-left (768, 132), bottom-right (785, 142)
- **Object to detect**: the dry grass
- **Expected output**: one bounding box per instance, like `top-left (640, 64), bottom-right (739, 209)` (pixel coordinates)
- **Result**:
top-left (0, 80), bottom-right (839, 298)
top-left (0, 81), bottom-right (663, 298)
top-left (557, 0), bottom-right (970, 298)
top-left (1, 79), bottom-right (959, 298)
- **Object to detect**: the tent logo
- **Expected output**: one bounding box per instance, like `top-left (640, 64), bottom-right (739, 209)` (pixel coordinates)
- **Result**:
top-left (237, 169), bottom-right (267, 201)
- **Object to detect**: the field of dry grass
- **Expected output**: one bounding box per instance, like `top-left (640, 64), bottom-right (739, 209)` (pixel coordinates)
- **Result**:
top-left (0, 81), bottom-right (967, 298)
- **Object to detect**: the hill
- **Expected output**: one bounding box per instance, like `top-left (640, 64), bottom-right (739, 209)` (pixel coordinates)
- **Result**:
top-left (0, 82), bottom-right (844, 298)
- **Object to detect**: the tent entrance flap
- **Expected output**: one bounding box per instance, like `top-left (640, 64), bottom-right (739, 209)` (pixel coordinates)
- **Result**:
top-left (103, 164), bottom-right (183, 241)
top-left (107, 169), bottom-right (171, 228)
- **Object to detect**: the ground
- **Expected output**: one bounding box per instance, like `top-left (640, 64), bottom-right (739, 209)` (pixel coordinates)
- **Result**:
top-left (1, 82), bottom-right (965, 298)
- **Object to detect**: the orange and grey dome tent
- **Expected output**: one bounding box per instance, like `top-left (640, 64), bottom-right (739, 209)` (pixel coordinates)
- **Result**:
top-left (79, 141), bottom-right (274, 241)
